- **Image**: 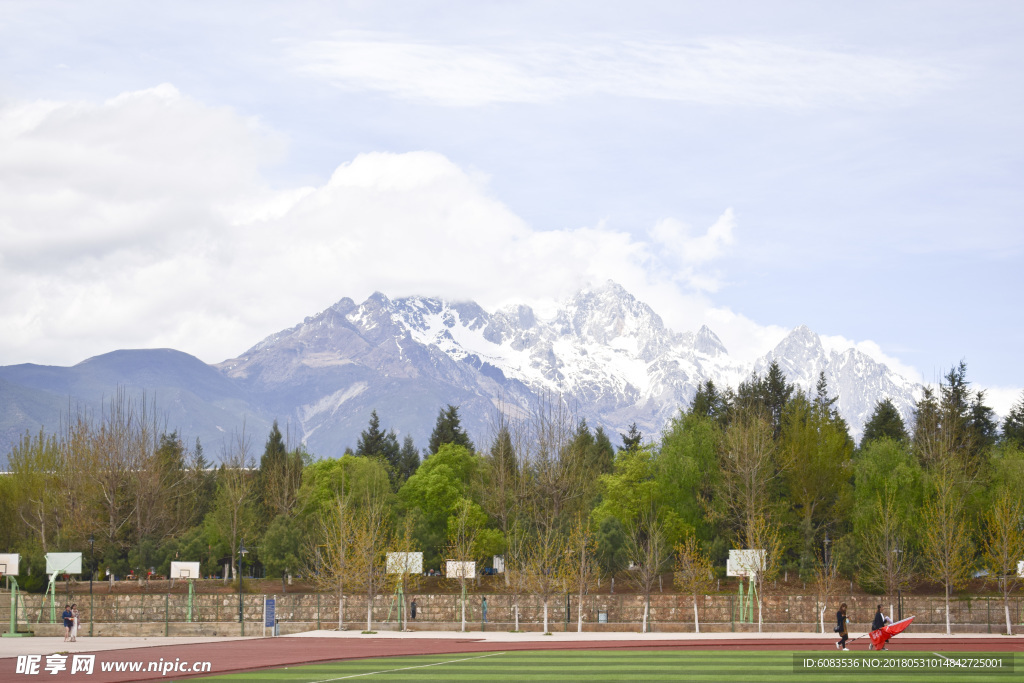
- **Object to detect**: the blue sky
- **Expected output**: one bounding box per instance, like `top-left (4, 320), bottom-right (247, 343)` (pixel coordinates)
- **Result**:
top-left (1, 1), bottom-right (1021, 412)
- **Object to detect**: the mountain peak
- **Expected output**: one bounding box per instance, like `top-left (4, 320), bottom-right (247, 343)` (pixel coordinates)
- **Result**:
top-left (694, 325), bottom-right (728, 357)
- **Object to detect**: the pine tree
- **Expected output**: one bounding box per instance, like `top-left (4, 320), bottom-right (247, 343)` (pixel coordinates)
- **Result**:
top-left (691, 380), bottom-right (727, 422)
top-left (968, 390), bottom-right (998, 454)
top-left (764, 361), bottom-right (794, 439)
top-left (861, 398), bottom-right (909, 448)
top-left (356, 411), bottom-right (387, 457)
top-left (397, 435), bottom-right (420, 483)
top-left (427, 404), bottom-right (474, 455)
top-left (619, 422), bottom-right (642, 452)
top-left (1001, 391), bottom-right (1024, 448)
top-left (589, 425), bottom-right (616, 475)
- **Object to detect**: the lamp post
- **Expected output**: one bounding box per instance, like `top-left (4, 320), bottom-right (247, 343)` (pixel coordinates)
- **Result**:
top-left (238, 540), bottom-right (248, 635)
top-left (89, 534), bottom-right (94, 637)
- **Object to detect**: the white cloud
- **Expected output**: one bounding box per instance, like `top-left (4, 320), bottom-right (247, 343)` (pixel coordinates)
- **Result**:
top-left (290, 33), bottom-right (949, 108)
top-left (0, 85), bottom-right (930, 385)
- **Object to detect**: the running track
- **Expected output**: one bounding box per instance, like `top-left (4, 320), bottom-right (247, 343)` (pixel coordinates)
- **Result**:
top-left (4, 635), bottom-right (1023, 682)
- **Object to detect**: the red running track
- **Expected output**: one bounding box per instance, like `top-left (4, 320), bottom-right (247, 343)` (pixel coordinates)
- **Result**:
top-left (3, 636), bottom-right (1022, 682)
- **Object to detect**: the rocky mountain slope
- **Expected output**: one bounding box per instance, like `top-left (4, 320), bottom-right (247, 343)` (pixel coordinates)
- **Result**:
top-left (0, 282), bottom-right (920, 461)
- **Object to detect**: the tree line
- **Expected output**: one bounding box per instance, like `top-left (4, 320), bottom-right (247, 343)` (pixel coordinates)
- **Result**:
top-left (2, 362), bottom-right (1023, 633)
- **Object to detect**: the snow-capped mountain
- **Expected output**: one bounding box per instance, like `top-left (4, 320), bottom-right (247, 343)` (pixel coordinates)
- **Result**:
top-left (217, 281), bottom-right (918, 452)
top-left (0, 281), bottom-right (921, 461)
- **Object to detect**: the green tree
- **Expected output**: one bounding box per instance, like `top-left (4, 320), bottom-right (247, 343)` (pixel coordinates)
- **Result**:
top-left (1001, 391), bottom-right (1024, 448)
top-left (398, 443), bottom-right (481, 568)
top-left (690, 379), bottom-right (727, 423)
top-left (861, 398), bottom-right (909, 448)
top-left (257, 421), bottom-right (305, 521)
top-left (396, 435), bottom-right (420, 484)
top-left (780, 391), bottom-right (854, 578)
top-left (427, 405), bottom-right (474, 455)
top-left (619, 422), bottom-right (642, 452)
top-left (261, 514), bottom-right (303, 588)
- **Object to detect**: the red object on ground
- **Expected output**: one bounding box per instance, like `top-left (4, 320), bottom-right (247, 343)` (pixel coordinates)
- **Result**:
top-left (870, 615), bottom-right (915, 650)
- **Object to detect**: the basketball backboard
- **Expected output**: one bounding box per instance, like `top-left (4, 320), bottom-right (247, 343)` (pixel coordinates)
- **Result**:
top-left (386, 552), bottom-right (423, 574)
top-left (0, 553), bottom-right (19, 577)
top-left (726, 549), bottom-right (765, 577)
top-left (45, 552), bottom-right (82, 575)
top-left (170, 561), bottom-right (201, 579)
top-left (445, 560), bottom-right (475, 579)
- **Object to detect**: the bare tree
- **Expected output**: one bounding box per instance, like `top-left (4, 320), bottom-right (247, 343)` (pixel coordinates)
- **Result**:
top-left (385, 515), bottom-right (421, 631)
top-left (8, 429), bottom-right (62, 553)
top-left (626, 508), bottom-right (669, 633)
top-left (812, 547), bottom-right (842, 634)
top-left (503, 520), bottom-right (529, 631)
top-left (479, 406), bottom-right (528, 588)
top-left (565, 513), bottom-right (600, 632)
top-left (742, 514), bottom-right (782, 632)
top-left (347, 479), bottom-right (391, 632)
top-left (213, 427), bottom-right (256, 580)
top-left (523, 522), bottom-right (565, 634)
top-left (921, 458), bottom-right (974, 635)
top-left (446, 498), bottom-right (481, 632)
top-left (309, 493), bottom-right (353, 631)
top-left (674, 534), bottom-right (713, 633)
top-left (857, 485), bottom-right (915, 616)
top-left (982, 491), bottom-right (1024, 635)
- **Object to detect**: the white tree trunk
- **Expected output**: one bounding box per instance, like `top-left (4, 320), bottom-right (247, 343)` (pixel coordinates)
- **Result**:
top-left (1005, 602), bottom-right (1012, 636)
top-left (642, 598), bottom-right (649, 633)
top-left (693, 596), bottom-right (700, 633)
top-left (543, 600), bottom-right (549, 633)
top-left (461, 589), bottom-right (466, 632)
top-left (757, 582), bottom-right (763, 633)
top-left (514, 601), bottom-right (520, 631)
top-left (577, 595), bottom-right (584, 633)
top-left (338, 596), bottom-right (344, 631)
top-left (945, 585), bottom-right (951, 635)
top-left (366, 595), bottom-right (372, 632)
top-left (820, 602), bottom-right (825, 634)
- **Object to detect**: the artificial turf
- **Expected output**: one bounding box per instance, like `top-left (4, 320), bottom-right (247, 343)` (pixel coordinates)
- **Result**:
top-left (195, 649), bottom-right (1021, 682)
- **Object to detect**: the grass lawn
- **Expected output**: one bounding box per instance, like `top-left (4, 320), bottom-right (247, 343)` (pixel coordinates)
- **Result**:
top-left (196, 650), bottom-right (1020, 682)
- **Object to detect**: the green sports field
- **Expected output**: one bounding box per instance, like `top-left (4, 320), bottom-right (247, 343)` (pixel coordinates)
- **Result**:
top-left (196, 650), bottom-right (1021, 682)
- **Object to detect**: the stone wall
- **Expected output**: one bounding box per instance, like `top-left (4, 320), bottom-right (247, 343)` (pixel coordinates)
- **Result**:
top-left (2, 590), bottom-right (1021, 635)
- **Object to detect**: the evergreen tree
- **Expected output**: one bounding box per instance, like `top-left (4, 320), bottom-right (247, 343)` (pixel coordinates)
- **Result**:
top-left (764, 361), bottom-right (794, 439)
top-left (1001, 391), bottom-right (1024, 448)
top-left (427, 404), bottom-right (474, 454)
top-left (258, 421), bottom-right (304, 520)
top-left (619, 422), bottom-right (642, 452)
top-left (861, 398), bottom-right (909, 448)
top-left (590, 425), bottom-right (616, 475)
top-left (691, 380), bottom-right (727, 423)
top-left (968, 390), bottom-right (998, 454)
top-left (397, 435), bottom-right (420, 483)
top-left (912, 386), bottom-right (940, 461)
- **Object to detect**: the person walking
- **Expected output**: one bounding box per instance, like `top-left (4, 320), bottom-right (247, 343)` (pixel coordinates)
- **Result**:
top-left (61, 604), bottom-right (73, 642)
top-left (70, 604), bottom-right (79, 642)
top-left (835, 603), bottom-right (849, 651)
top-left (482, 597), bottom-right (488, 623)
top-left (410, 599), bottom-right (417, 620)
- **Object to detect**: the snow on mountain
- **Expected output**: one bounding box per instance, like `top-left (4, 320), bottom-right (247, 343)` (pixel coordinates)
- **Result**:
top-left (754, 325), bottom-right (919, 434)
top-left (217, 280), bottom-right (916, 451)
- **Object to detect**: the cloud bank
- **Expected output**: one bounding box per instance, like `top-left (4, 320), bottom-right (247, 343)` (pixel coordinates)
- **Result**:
top-left (290, 33), bottom-right (949, 108)
top-left (0, 85), bottom-right (938, 391)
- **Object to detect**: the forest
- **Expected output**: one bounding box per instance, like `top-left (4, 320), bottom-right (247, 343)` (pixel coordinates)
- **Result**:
top-left (2, 360), bottom-right (1024, 631)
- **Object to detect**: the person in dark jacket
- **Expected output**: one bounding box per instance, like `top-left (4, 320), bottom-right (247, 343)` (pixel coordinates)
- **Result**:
top-left (872, 605), bottom-right (885, 631)
top-left (835, 603), bottom-right (849, 650)
top-left (62, 604), bottom-right (73, 642)
top-left (410, 599), bottom-right (417, 620)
